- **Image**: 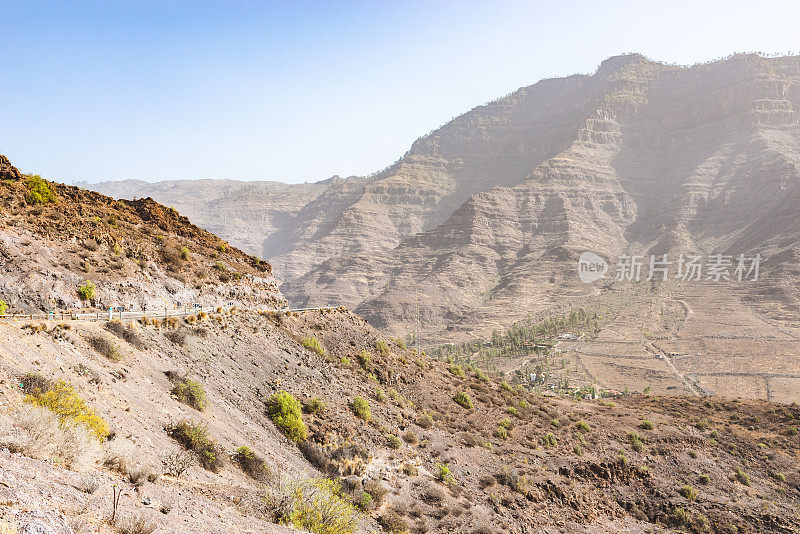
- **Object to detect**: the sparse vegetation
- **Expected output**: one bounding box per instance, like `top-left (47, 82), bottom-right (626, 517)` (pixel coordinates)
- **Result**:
top-left (628, 432), bottom-right (645, 452)
top-left (378, 510), bottom-right (409, 534)
top-left (88, 335), bottom-right (121, 361)
top-left (542, 432), bottom-right (557, 447)
top-left (386, 435), bottom-right (401, 449)
top-left (576, 420), bottom-right (591, 433)
top-left (374, 339), bottom-right (389, 356)
top-left (166, 420), bottom-right (223, 472)
top-left (679, 484), bottom-right (698, 501)
top-left (735, 468), bottom-right (750, 486)
top-left (302, 336), bottom-right (325, 357)
top-left (265, 476), bottom-right (358, 534)
top-left (25, 175), bottom-right (58, 205)
top-left (640, 419), bottom-right (654, 430)
top-left (234, 445), bottom-right (270, 480)
top-left (77, 281), bottom-right (96, 301)
top-left (161, 451), bottom-right (194, 477)
top-left (435, 462), bottom-right (456, 486)
top-left (267, 391), bottom-right (308, 442)
top-left (351, 396), bottom-right (371, 421)
top-left (0, 299), bottom-right (7, 315)
top-left (171, 377), bottom-right (208, 411)
top-left (447, 364), bottom-right (465, 378)
top-left (24, 379), bottom-right (110, 440)
top-left (302, 397), bottom-right (327, 414)
top-left (453, 391), bottom-right (473, 409)
top-left (357, 350), bottom-right (372, 368)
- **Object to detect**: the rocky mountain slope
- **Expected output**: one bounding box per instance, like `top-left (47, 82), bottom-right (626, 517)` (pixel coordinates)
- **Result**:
top-left (0, 157), bottom-right (285, 313)
top-left (1, 171), bottom-right (799, 533)
top-left (87, 54), bottom-right (800, 350)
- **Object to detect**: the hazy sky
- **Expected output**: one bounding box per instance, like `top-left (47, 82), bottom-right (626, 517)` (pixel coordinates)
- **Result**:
top-left (2, 1), bottom-right (799, 184)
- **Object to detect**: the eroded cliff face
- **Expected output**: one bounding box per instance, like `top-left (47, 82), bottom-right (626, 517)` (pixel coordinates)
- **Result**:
top-left (89, 54), bottom-right (800, 342)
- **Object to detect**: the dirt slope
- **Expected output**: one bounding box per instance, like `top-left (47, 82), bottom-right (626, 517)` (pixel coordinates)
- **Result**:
top-left (0, 310), bottom-right (798, 533)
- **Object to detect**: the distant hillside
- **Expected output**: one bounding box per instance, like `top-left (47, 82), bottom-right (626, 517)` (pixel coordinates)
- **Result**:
top-left (86, 54), bottom-right (800, 404)
top-left (88, 54), bottom-right (800, 337)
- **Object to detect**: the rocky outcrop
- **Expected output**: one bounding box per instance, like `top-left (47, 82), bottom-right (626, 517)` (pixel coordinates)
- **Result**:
top-left (0, 155), bottom-right (22, 181)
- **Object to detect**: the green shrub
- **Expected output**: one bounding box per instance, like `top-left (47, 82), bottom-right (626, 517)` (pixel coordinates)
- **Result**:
top-left (500, 381), bottom-right (511, 391)
top-left (576, 420), bottom-right (591, 433)
top-left (573, 444), bottom-right (583, 456)
top-left (391, 337), bottom-right (406, 350)
top-left (628, 432), bottom-right (645, 452)
top-left (351, 396), bottom-right (371, 421)
top-left (180, 246), bottom-right (190, 260)
top-left (695, 419), bottom-right (709, 430)
top-left (474, 369), bottom-right (488, 382)
top-left (302, 337), bottom-right (325, 357)
top-left (354, 491), bottom-right (373, 511)
top-left (265, 477), bottom-right (358, 534)
top-left (447, 365), bottom-right (465, 378)
top-left (698, 474), bottom-right (710, 485)
top-left (386, 435), bottom-right (401, 449)
top-left (374, 387), bottom-right (387, 403)
top-left (234, 445), bottom-right (270, 480)
top-left (77, 281), bottom-right (96, 301)
top-left (640, 419), bottom-right (654, 430)
top-left (735, 468), bottom-right (750, 486)
top-left (171, 378), bottom-right (208, 411)
top-left (493, 426), bottom-right (508, 440)
top-left (679, 484), bottom-right (698, 501)
top-left (0, 300), bottom-right (7, 315)
top-left (374, 339), bottom-right (389, 356)
top-left (784, 426), bottom-right (798, 436)
top-left (453, 391), bottom-right (473, 409)
top-left (356, 350), bottom-right (372, 368)
top-left (505, 406), bottom-right (518, 417)
top-left (24, 379), bottom-right (109, 440)
top-left (167, 420), bottom-right (223, 472)
top-left (499, 418), bottom-right (512, 430)
top-left (267, 391), bottom-right (308, 442)
top-left (542, 432), bottom-right (557, 447)
top-left (25, 175), bottom-right (58, 205)
top-left (435, 462), bottom-right (455, 485)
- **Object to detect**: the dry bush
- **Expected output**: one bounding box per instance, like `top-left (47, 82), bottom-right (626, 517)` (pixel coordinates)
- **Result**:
top-left (364, 479), bottom-right (388, 508)
top-left (75, 474), bottom-right (101, 494)
top-left (4, 404), bottom-right (98, 470)
top-left (105, 320), bottom-right (146, 350)
top-left (379, 510), bottom-right (409, 534)
top-left (166, 420), bottom-right (223, 472)
top-left (165, 330), bottom-right (187, 346)
top-left (113, 513), bottom-right (157, 534)
top-left (234, 446), bottom-right (271, 481)
top-left (88, 335), bottom-right (121, 361)
top-left (161, 451), bottom-right (194, 477)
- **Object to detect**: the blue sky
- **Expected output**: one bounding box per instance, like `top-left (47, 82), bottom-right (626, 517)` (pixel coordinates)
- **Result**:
top-left (2, 0), bottom-right (799, 183)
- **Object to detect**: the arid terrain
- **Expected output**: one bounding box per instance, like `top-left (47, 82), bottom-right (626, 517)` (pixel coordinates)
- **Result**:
top-left (1, 159), bottom-right (799, 533)
top-left (89, 53), bottom-right (800, 404)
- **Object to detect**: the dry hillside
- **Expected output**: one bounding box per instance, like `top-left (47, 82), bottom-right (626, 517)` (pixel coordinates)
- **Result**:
top-left (0, 173), bottom-right (799, 533)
